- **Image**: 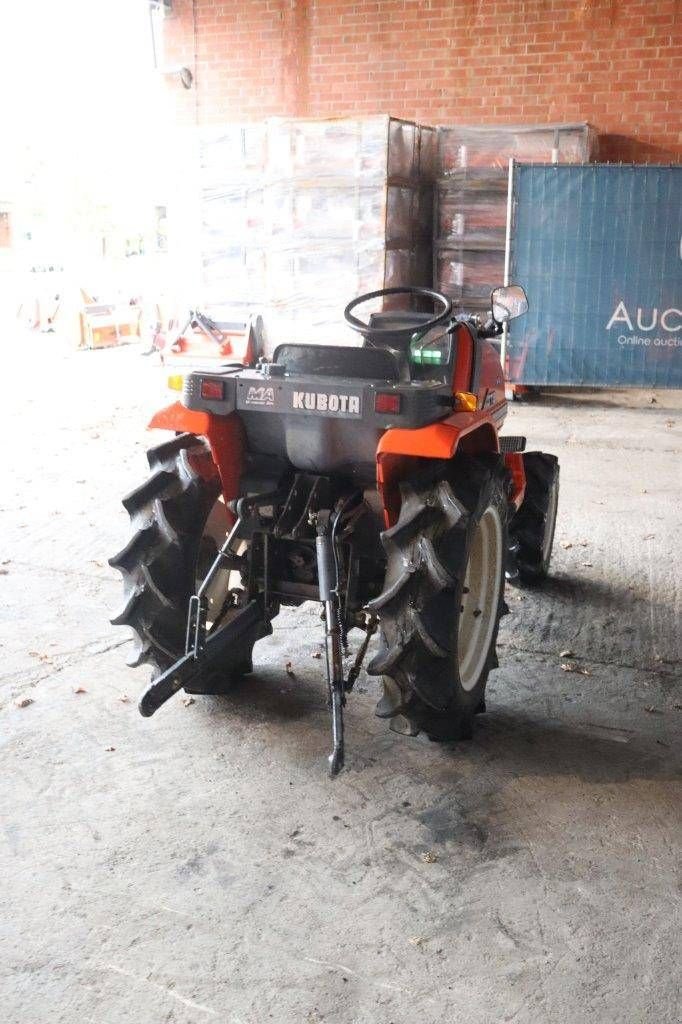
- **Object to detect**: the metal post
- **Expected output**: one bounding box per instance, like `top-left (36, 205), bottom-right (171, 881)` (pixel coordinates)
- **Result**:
top-left (316, 523), bottom-right (346, 776)
top-left (501, 157), bottom-right (514, 378)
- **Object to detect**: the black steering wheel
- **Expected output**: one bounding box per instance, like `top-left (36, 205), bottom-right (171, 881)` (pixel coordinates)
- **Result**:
top-left (343, 286), bottom-right (453, 340)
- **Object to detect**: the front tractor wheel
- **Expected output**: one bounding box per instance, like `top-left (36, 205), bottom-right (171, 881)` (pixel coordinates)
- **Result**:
top-left (109, 433), bottom-right (265, 691)
top-left (368, 454), bottom-right (509, 742)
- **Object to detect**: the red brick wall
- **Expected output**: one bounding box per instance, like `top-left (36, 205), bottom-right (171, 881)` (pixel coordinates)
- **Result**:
top-left (161, 0), bottom-right (681, 161)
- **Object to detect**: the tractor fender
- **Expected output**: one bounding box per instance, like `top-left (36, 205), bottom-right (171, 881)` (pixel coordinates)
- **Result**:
top-left (148, 401), bottom-right (244, 501)
top-left (376, 412), bottom-right (501, 527)
top-left (149, 400), bottom-right (212, 436)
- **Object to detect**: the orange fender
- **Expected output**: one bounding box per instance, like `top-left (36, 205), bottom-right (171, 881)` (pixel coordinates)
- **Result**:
top-left (376, 410), bottom-right (501, 527)
top-left (149, 401), bottom-right (211, 435)
top-left (148, 401), bottom-right (244, 502)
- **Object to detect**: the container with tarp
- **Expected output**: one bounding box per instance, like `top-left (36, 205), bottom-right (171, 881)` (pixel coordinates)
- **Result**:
top-left (506, 163), bottom-right (682, 389)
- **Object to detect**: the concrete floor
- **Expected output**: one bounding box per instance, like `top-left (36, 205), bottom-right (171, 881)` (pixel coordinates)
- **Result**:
top-left (1, 337), bottom-right (680, 1024)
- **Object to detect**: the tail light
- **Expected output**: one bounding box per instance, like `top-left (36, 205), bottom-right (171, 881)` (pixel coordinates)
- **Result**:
top-left (200, 379), bottom-right (225, 401)
top-left (374, 392), bottom-right (401, 415)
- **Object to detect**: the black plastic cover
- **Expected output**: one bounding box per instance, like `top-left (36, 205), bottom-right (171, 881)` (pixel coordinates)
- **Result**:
top-left (183, 365), bottom-right (453, 483)
top-left (272, 344), bottom-right (401, 381)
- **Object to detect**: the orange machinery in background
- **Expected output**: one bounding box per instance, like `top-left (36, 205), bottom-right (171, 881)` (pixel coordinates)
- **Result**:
top-left (79, 300), bottom-right (142, 349)
top-left (155, 310), bottom-right (264, 370)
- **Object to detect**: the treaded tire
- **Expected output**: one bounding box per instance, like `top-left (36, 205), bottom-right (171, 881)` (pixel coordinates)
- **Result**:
top-left (509, 451), bottom-right (559, 583)
top-left (109, 433), bottom-right (263, 688)
top-left (367, 453), bottom-right (509, 741)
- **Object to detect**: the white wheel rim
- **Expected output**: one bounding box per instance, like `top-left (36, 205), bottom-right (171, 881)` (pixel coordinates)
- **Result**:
top-left (543, 482), bottom-right (559, 562)
top-left (458, 505), bottom-right (503, 692)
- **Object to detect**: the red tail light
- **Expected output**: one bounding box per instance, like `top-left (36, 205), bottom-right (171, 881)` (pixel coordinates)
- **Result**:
top-left (374, 392), bottom-right (401, 415)
top-left (200, 378), bottom-right (224, 401)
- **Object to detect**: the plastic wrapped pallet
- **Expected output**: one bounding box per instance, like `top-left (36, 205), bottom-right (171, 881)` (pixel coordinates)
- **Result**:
top-left (265, 116), bottom-right (424, 183)
top-left (438, 122), bottom-right (598, 174)
top-left (434, 122), bottom-right (597, 311)
top-left (436, 169), bottom-right (508, 249)
top-left (198, 116), bottom-right (435, 350)
top-left (436, 194), bottom-right (507, 249)
top-left (435, 247), bottom-right (506, 308)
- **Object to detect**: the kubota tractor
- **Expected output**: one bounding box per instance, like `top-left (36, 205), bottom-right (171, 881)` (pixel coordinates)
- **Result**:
top-left (110, 285), bottom-right (559, 774)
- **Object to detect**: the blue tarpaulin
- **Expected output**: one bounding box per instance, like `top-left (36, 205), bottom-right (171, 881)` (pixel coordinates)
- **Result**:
top-left (507, 164), bottom-right (682, 388)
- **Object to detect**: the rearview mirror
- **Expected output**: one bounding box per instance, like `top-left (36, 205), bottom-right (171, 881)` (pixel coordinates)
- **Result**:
top-left (491, 284), bottom-right (528, 324)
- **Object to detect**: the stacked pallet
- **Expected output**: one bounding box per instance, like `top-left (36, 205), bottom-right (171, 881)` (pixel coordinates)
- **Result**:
top-left (434, 123), bottom-right (597, 313)
top-left (199, 116), bottom-right (436, 349)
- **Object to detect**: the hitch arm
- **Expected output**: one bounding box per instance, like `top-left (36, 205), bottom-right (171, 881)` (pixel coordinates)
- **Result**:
top-left (138, 599), bottom-right (266, 717)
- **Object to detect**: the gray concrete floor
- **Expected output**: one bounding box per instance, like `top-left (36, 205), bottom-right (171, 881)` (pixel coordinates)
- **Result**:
top-left (1, 337), bottom-right (680, 1024)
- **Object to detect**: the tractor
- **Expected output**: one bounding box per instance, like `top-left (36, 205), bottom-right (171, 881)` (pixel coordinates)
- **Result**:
top-left (109, 285), bottom-right (559, 774)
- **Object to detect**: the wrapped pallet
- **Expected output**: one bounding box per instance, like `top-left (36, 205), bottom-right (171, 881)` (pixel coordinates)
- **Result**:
top-left (434, 123), bottom-right (597, 312)
top-left (438, 123), bottom-right (598, 174)
top-left (199, 116), bottom-right (435, 350)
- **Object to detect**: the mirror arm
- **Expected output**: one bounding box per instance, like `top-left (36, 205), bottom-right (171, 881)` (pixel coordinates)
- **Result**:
top-left (478, 317), bottom-right (502, 339)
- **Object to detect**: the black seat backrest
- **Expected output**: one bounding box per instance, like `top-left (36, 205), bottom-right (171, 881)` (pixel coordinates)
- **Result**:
top-left (364, 313), bottom-right (458, 384)
top-left (365, 311), bottom-right (435, 350)
top-left (272, 343), bottom-right (400, 381)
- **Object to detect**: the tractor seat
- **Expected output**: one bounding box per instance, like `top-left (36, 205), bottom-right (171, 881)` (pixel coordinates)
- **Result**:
top-left (272, 343), bottom-right (400, 381)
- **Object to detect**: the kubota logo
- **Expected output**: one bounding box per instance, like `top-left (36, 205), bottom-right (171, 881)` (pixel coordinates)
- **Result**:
top-left (292, 391), bottom-right (360, 414)
top-left (245, 386), bottom-right (275, 405)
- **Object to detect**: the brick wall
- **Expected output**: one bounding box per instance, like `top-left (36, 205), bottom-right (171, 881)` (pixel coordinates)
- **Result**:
top-left (160, 0), bottom-right (681, 162)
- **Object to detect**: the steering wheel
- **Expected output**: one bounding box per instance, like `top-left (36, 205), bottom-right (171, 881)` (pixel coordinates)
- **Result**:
top-left (343, 286), bottom-right (453, 340)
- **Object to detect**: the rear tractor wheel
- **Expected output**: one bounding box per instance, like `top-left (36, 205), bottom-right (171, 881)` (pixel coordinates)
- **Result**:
top-left (368, 454), bottom-right (509, 741)
top-left (108, 433), bottom-right (267, 692)
top-left (508, 452), bottom-right (560, 583)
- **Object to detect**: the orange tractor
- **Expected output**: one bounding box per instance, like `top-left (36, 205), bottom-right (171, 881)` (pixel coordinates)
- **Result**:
top-left (110, 285), bottom-right (559, 774)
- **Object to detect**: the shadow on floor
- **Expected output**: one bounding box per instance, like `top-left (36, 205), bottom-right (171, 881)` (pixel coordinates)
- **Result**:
top-left (515, 387), bottom-right (682, 412)
top-left (197, 663), bottom-right (680, 787)
top-left (516, 570), bottom-right (677, 626)
top-left (470, 707), bottom-right (679, 784)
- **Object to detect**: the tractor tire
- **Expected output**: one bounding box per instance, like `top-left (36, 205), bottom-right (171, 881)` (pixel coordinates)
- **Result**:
top-left (109, 433), bottom-right (265, 690)
top-left (509, 452), bottom-right (559, 583)
top-left (367, 454), bottom-right (509, 742)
